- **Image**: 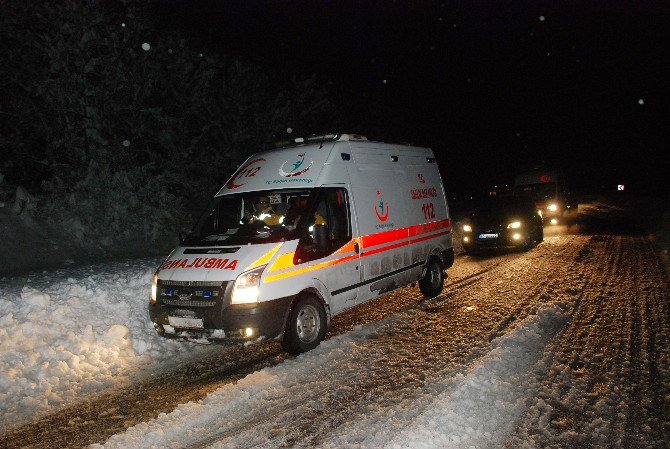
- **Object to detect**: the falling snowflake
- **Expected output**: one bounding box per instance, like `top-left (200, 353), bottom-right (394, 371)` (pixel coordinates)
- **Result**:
top-left (142, 42), bottom-right (150, 51)
top-left (121, 23), bottom-right (126, 28)
top-left (539, 15), bottom-right (546, 21)
top-left (199, 53), bottom-right (203, 57)
top-left (638, 99), bottom-right (645, 105)
top-left (382, 79), bottom-right (387, 84)
top-left (122, 140), bottom-right (130, 147)
top-left (287, 128), bottom-right (293, 134)
top-left (168, 49), bottom-right (173, 54)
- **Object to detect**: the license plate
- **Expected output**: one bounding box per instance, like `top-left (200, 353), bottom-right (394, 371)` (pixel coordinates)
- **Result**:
top-left (478, 233), bottom-right (499, 239)
top-left (168, 316), bottom-right (204, 329)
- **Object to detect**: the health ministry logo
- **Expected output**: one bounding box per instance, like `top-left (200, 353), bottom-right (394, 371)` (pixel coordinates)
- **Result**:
top-left (279, 152), bottom-right (313, 177)
top-left (374, 189), bottom-right (390, 222)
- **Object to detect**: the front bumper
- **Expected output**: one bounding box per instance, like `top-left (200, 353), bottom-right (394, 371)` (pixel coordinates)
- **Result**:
top-left (149, 280), bottom-right (293, 343)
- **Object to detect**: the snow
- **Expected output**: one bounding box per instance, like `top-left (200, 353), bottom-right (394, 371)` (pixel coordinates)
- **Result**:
top-left (383, 304), bottom-right (568, 449)
top-left (0, 260), bottom-right (219, 432)
top-left (2, 197), bottom-right (669, 446)
top-left (94, 302), bottom-right (571, 449)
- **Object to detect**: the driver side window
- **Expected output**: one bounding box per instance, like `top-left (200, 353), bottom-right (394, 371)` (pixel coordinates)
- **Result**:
top-left (297, 188), bottom-right (351, 263)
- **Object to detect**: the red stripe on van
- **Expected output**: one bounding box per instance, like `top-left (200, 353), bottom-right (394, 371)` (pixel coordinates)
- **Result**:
top-left (362, 229), bottom-right (451, 258)
top-left (362, 219), bottom-right (451, 249)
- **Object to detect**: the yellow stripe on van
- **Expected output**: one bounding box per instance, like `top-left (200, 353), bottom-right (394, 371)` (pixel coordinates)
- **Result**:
top-left (268, 251), bottom-right (296, 272)
top-left (265, 253), bottom-right (358, 283)
top-left (246, 243), bottom-right (283, 271)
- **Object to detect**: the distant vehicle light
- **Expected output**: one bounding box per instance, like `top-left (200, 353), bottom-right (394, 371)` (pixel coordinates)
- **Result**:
top-left (537, 209), bottom-right (543, 218)
top-left (512, 233), bottom-right (522, 240)
top-left (463, 224), bottom-right (472, 232)
top-left (547, 203), bottom-right (558, 212)
top-left (463, 236), bottom-right (470, 243)
top-left (507, 221), bottom-right (521, 229)
top-left (550, 218), bottom-right (558, 225)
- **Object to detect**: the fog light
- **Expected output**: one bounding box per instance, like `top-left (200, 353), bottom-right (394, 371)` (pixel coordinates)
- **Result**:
top-left (512, 233), bottom-right (522, 241)
top-left (463, 236), bottom-right (470, 243)
top-left (244, 327), bottom-right (254, 338)
top-left (550, 218), bottom-right (558, 225)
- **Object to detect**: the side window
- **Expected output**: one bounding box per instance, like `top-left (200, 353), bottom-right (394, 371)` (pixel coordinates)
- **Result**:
top-left (298, 188), bottom-right (352, 262)
top-left (324, 188), bottom-right (351, 246)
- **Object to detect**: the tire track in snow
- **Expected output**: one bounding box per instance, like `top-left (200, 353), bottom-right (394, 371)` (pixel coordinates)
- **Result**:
top-left (508, 235), bottom-right (670, 449)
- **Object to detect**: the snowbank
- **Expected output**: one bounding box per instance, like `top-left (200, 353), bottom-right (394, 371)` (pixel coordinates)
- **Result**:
top-left (0, 259), bottom-right (218, 432)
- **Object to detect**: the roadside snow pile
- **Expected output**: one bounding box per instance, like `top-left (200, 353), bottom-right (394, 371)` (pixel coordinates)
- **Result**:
top-left (0, 260), bottom-right (217, 432)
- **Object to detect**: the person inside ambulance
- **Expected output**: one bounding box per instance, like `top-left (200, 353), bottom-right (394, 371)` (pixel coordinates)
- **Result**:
top-left (284, 196), bottom-right (325, 230)
top-left (249, 195), bottom-right (282, 226)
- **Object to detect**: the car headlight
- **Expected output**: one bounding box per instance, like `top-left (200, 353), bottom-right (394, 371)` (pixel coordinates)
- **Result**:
top-left (547, 203), bottom-right (558, 212)
top-left (231, 265), bottom-right (266, 304)
top-left (463, 224), bottom-right (472, 232)
top-left (507, 221), bottom-right (521, 229)
top-left (150, 273), bottom-right (158, 304)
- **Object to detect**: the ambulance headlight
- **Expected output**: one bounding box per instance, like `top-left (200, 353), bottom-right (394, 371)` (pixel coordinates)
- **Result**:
top-left (463, 224), bottom-right (472, 232)
top-left (547, 203), bottom-right (558, 212)
top-left (150, 273), bottom-right (158, 304)
top-left (507, 221), bottom-right (521, 229)
top-left (231, 265), bottom-right (266, 304)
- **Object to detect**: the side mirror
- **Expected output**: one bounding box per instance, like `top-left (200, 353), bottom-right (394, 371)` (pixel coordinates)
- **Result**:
top-left (313, 224), bottom-right (329, 252)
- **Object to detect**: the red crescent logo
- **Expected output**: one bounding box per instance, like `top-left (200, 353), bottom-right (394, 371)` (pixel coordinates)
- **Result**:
top-left (375, 202), bottom-right (390, 221)
top-left (226, 158), bottom-right (266, 189)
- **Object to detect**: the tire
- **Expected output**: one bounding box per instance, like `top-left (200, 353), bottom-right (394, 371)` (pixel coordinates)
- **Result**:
top-left (419, 257), bottom-right (444, 298)
top-left (282, 295), bottom-right (327, 355)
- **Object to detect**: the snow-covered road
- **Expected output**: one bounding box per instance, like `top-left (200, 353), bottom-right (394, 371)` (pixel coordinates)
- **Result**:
top-left (2, 222), bottom-right (670, 448)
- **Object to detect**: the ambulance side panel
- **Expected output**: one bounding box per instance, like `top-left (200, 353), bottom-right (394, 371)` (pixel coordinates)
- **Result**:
top-left (346, 143), bottom-right (452, 305)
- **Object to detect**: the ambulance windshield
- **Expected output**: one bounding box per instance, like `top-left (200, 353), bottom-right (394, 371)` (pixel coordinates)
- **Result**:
top-left (184, 189), bottom-right (315, 245)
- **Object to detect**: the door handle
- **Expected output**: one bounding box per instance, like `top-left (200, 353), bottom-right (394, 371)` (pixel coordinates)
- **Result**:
top-left (354, 242), bottom-right (360, 254)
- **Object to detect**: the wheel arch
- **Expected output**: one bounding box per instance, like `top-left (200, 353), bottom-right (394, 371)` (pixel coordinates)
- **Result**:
top-left (276, 286), bottom-right (331, 341)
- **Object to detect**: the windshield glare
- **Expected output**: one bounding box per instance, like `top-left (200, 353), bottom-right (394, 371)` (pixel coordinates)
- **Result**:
top-left (185, 189), bottom-right (314, 245)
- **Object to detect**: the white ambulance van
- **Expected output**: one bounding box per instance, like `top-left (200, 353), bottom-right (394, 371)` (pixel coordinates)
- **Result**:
top-left (149, 134), bottom-right (453, 354)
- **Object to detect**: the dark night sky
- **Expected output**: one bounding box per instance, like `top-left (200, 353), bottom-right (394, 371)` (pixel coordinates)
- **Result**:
top-left (156, 1), bottom-right (669, 197)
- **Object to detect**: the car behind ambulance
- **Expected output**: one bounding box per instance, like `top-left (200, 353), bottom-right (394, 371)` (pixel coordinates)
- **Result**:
top-left (149, 134), bottom-right (453, 354)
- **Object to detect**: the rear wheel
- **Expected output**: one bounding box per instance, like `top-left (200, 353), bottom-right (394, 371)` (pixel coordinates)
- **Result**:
top-left (419, 257), bottom-right (444, 298)
top-left (282, 295), bottom-right (327, 355)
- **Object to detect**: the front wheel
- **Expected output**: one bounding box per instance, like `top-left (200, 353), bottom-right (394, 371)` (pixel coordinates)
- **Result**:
top-left (282, 295), bottom-right (327, 355)
top-left (419, 257), bottom-right (444, 298)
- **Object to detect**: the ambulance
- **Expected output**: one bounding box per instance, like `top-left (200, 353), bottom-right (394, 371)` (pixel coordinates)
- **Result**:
top-left (149, 134), bottom-right (453, 354)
